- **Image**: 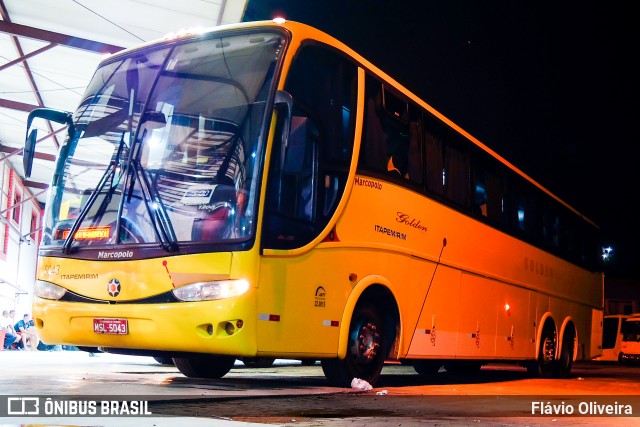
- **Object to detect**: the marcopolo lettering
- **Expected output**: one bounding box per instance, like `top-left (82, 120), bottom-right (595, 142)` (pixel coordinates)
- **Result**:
top-left (97, 251), bottom-right (134, 259)
top-left (354, 176), bottom-right (382, 190)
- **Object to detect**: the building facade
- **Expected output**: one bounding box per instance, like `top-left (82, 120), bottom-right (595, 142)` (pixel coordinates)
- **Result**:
top-left (0, 158), bottom-right (41, 322)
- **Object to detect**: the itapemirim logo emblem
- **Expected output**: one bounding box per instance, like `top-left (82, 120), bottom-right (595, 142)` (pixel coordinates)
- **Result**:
top-left (107, 278), bottom-right (121, 297)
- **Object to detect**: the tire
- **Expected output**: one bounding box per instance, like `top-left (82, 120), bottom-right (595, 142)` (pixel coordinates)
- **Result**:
top-left (153, 356), bottom-right (174, 366)
top-left (527, 325), bottom-right (556, 378)
top-left (241, 357), bottom-right (276, 368)
top-left (413, 360), bottom-right (442, 376)
top-left (173, 354), bottom-right (236, 378)
top-left (321, 303), bottom-right (386, 387)
top-left (553, 330), bottom-right (574, 378)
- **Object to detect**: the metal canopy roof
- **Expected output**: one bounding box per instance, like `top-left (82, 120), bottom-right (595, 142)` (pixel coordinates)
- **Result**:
top-left (0, 0), bottom-right (248, 205)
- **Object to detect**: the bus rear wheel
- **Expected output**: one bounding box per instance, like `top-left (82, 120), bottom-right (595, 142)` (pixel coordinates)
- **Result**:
top-left (321, 303), bottom-right (385, 388)
top-left (526, 325), bottom-right (556, 377)
top-left (173, 354), bottom-right (236, 378)
top-left (553, 328), bottom-right (574, 378)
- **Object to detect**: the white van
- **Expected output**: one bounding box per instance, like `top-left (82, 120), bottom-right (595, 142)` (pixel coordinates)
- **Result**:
top-left (619, 314), bottom-right (640, 364)
top-left (593, 314), bottom-right (630, 362)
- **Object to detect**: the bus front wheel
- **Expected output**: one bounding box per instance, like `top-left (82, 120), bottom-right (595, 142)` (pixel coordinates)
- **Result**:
top-left (173, 354), bottom-right (236, 378)
top-left (321, 303), bottom-right (385, 388)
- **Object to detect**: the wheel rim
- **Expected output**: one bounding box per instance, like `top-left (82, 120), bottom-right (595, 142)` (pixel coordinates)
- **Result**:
top-left (535, 327), bottom-right (557, 376)
top-left (542, 334), bottom-right (556, 365)
top-left (321, 304), bottom-right (387, 387)
top-left (349, 318), bottom-right (380, 364)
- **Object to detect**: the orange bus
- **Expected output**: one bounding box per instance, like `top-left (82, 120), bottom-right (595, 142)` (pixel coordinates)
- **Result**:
top-left (24, 19), bottom-right (603, 387)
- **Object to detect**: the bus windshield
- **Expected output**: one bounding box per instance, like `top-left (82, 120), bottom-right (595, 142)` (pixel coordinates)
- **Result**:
top-left (42, 30), bottom-right (285, 251)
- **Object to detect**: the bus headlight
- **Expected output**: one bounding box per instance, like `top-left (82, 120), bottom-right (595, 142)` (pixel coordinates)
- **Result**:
top-left (172, 279), bottom-right (250, 302)
top-left (34, 280), bottom-right (67, 300)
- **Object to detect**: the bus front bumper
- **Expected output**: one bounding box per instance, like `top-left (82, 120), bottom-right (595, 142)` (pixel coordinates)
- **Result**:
top-left (32, 296), bottom-right (257, 356)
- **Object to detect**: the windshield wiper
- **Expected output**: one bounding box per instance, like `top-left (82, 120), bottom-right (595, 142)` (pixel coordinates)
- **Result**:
top-left (130, 161), bottom-right (178, 251)
top-left (122, 128), bottom-right (178, 252)
top-left (62, 132), bottom-right (127, 254)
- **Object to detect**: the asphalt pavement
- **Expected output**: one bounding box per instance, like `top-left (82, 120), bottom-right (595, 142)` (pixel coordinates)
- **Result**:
top-left (0, 349), bottom-right (280, 426)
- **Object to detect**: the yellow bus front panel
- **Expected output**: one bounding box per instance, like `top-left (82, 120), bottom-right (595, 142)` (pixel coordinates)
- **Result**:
top-left (33, 252), bottom-right (261, 356)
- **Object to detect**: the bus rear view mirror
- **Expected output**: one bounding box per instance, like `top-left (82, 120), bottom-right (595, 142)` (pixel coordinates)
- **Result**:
top-left (24, 107), bottom-right (74, 179)
top-left (23, 129), bottom-right (37, 178)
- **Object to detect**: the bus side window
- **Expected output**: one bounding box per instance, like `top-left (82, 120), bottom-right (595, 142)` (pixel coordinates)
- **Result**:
top-left (281, 116), bottom-right (318, 222)
top-left (360, 87), bottom-right (388, 174)
top-left (485, 169), bottom-right (507, 223)
top-left (516, 194), bottom-right (526, 232)
top-left (263, 43), bottom-right (356, 250)
top-left (424, 131), bottom-right (444, 196)
top-left (407, 119), bottom-right (424, 186)
top-left (443, 138), bottom-right (470, 208)
top-left (359, 77), bottom-right (415, 183)
top-left (381, 85), bottom-right (411, 180)
top-left (386, 130), bottom-right (410, 179)
top-left (473, 157), bottom-right (502, 219)
top-left (473, 169), bottom-right (488, 217)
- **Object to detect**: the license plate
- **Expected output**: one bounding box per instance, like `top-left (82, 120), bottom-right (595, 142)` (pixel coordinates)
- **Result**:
top-left (93, 318), bottom-right (128, 335)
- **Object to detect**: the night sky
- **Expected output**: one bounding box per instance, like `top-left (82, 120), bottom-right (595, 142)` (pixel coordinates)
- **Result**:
top-left (244, 1), bottom-right (637, 279)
